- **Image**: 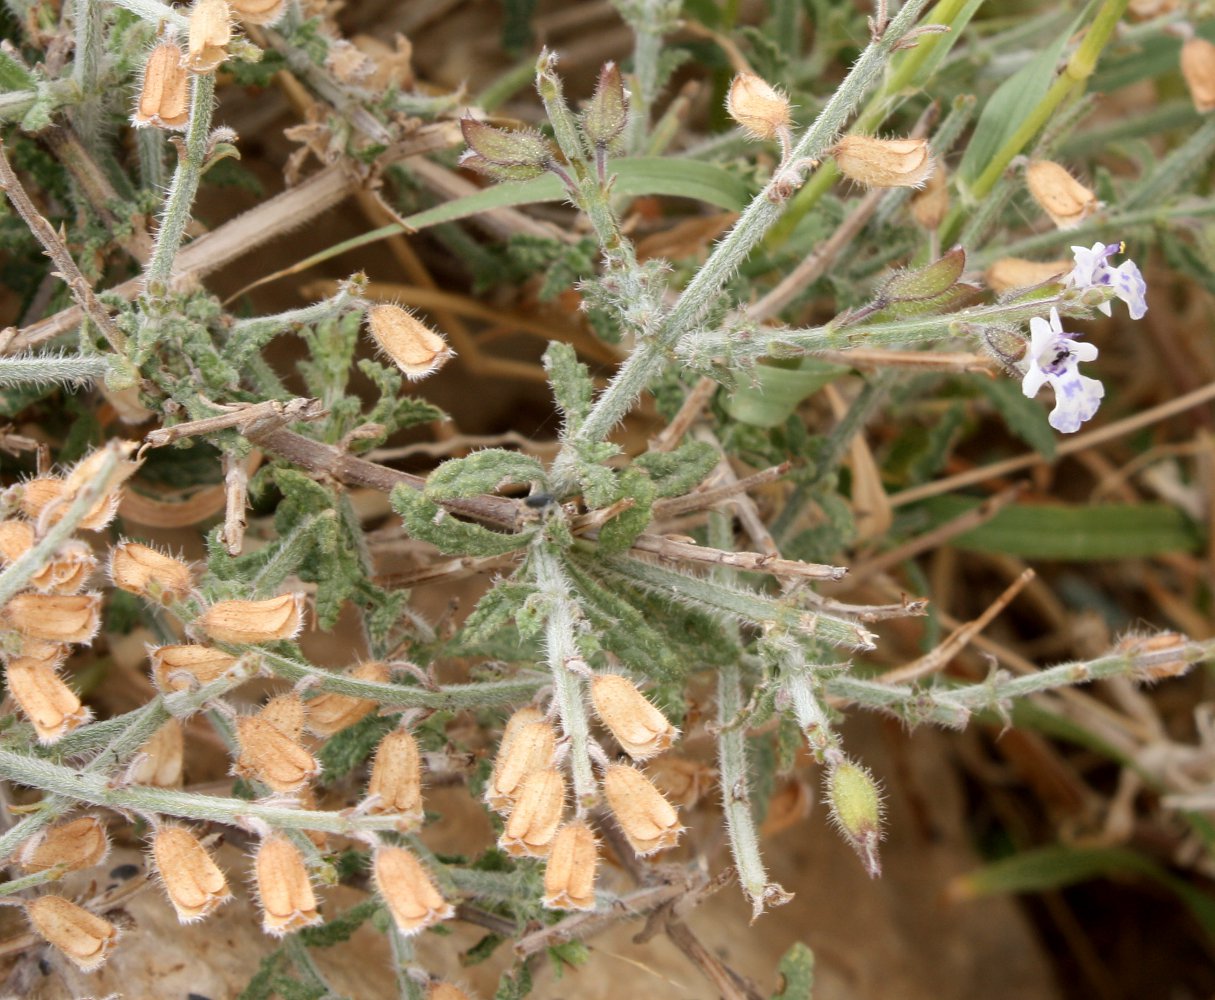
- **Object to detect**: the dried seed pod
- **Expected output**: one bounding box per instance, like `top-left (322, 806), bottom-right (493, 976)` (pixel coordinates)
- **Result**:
top-left (17, 477), bottom-right (67, 522)
top-left (258, 693), bottom-right (306, 742)
top-left (109, 541), bottom-right (193, 604)
top-left (0, 524), bottom-right (96, 594)
top-left (60, 444), bottom-right (140, 531)
top-left (428, 984), bottom-right (474, 1000)
top-left (197, 593), bottom-right (305, 645)
top-left (129, 718), bottom-right (184, 787)
top-left (603, 763), bottom-right (683, 856)
top-left (590, 674), bottom-right (678, 761)
top-left (1120, 631), bottom-right (1193, 681)
top-left (373, 846), bottom-right (453, 936)
top-left (3, 593), bottom-right (102, 644)
top-left (187, 0), bottom-right (231, 73)
top-left (0, 519), bottom-right (33, 563)
top-left (366, 304), bottom-right (454, 382)
top-left (20, 816), bottom-right (110, 874)
top-left (152, 826), bottom-right (231, 923)
top-left (825, 757), bottom-right (884, 878)
top-left (725, 72), bottom-right (792, 142)
top-left (366, 728), bottom-right (424, 830)
top-left (6, 660), bottom-right (91, 744)
top-left (910, 167), bottom-right (949, 230)
top-left (1182, 37), bottom-right (1215, 114)
top-left (227, 0), bottom-right (285, 25)
top-left (984, 257), bottom-right (1071, 294)
top-left (304, 660), bottom-right (389, 736)
top-left (1025, 160), bottom-right (1097, 230)
top-left (149, 644), bottom-right (237, 693)
top-left (485, 714), bottom-right (555, 814)
top-left (254, 836), bottom-right (321, 936)
top-left (234, 715), bottom-right (318, 793)
top-left (3, 639), bottom-right (68, 670)
top-left (646, 754), bottom-right (717, 808)
top-left (133, 42), bottom-right (190, 129)
top-left (542, 820), bottom-right (598, 911)
top-left (26, 896), bottom-right (118, 971)
top-left (499, 767), bottom-right (565, 858)
top-left (832, 136), bottom-right (934, 188)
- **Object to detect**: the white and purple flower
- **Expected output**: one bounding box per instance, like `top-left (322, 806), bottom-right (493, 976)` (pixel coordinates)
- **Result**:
top-left (1066, 242), bottom-right (1148, 319)
top-left (1021, 307), bottom-right (1105, 433)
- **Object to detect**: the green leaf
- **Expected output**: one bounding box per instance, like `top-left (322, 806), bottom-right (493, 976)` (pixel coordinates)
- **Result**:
top-left (972, 376), bottom-right (1056, 459)
top-left (727, 359), bottom-right (848, 428)
top-left (771, 942), bottom-right (816, 1000)
top-left (544, 341), bottom-right (594, 434)
top-left (912, 497), bottom-right (1202, 559)
top-left (597, 468), bottom-right (656, 554)
top-left (0, 50), bottom-right (34, 90)
top-left (426, 449), bottom-right (546, 501)
top-left (633, 440), bottom-right (720, 498)
top-left (391, 486), bottom-right (534, 556)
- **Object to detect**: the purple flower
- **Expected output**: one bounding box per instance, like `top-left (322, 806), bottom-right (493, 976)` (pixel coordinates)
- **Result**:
top-left (1021, 307), bottom-right (1104, 433)
top-left (1067, 242), bottom-right (1147, 319)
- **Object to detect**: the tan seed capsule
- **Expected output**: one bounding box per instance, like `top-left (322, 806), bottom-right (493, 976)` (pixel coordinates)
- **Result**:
top-left (603, 763), bottom-right (683, 857)
top-left (366, 304), bottom-right (454, 381)
top-left (590, 674), bottom-right (678, 761)
top-left (3, 593), bottom-right (102, 644)
top-left (0, 524), bottom-right (96, 594)
top-left (646, 754), bottom-right (717, 808)
top-left (910, 167), bottom-right (949, 230)
top-left (832, 136), bottom-right (934, 189)
top-left (1025, 160), bottom-right (1097, 230)
top-left (6, 660), bottom-right (91, 744)
top-left (254, 836), bottom-right (320, 936)
top-left (26, 896), bottom-right (118, 970)
top-left (152, 826), bottom-right (231, 923)
top-left (1182, 37), bottom-right (1215, 114)
top-left (60, 444), bottom-right (141, 532)
top-left (366, 729), bottom-right (424, 830)
top-left (149, 644), bottom-right (237, 693)
top-left (129, 718), bottom-right (184, 787)
top-left (187, 0), bottom-right (231, 73)
top-left (428, 984), bottom-right (473, 1000)
top-left (234, 715), bottom-right (318, 793)
top-left (228, 0), bottom-right (285, 24)
top-left (725, 73), bottom-right (792, 142)
top-left (0, 519), bottom-right (33, 563)
top-left (499, 767), bottom-right (565, 858)
top-left (109, 541), bottom-right (193, 604)
top-left (258, 693), bottom-right (306, 742)
top-left (1119, 631), bottom-right (1192, 681)
top-left (133, 42), bottom-right (190, 130)
top-left (197, 593), bottom-right (305, 645)
top-left (20, 816), bottom-right (110, 874)
top-left (542, 820), bottom-right (598, 911)
top-left (373, 846), bottom-right (453, 936)
top-left (305, 660), bottom-right (389, 736)
top-left (984, 257), bottom-right (1072, 294)
top-left (3, 640), bottom-right (68, 670)
top-left (486, 715), bottom-right (555, 814)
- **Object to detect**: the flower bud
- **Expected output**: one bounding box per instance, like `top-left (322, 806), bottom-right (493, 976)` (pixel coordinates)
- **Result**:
top-left (590, 674), bottom-right (677, 761)
top-left (542, 820), bottom-right (597, 911)
top-left (984, 257), bottom-right (1071, 294)
top-left (726, 73), bottom-right (792, 142)
top-left (234, 715), bottom-right (319, 793)
top-left (458, 117), bottom-right (552, 181)
top-left (26, 896), bottom-right (118, 971)
top-left (366, 305), bottom-right (454, 382)
top-left (305, 660), bottom-right (389, 736)
top-left (6, 660), bottom-right (91, 743)
top-left (152, 826), bottom-right (232, 923)
top-left (485, 713), bottom-right (555, 814)
top-left (109, 541), bottom-right (193, 604)
top-left (129, 718), bottom-right (184, 787)
top-left (228, 0), bottom-right (286, 25)
top-left (603, 763), bottom-right (682, 856)
top-left (254, 836), bottom-right (321, 936)
top-left (499, 767), bottom-right (565, 858)
top-left (826, 757), bottom-right (884, 878)
top-left (832, 136), bottom-right (934, 188)
top-left (187, 0), bottom-right (231, 73)
top-left (910, 167), bottom-right (949, 230)
top-left (582, 62), bottom-right (629, 149)
top-left (372, 846), bottom-right (453, 936)
top-left (133, 42), bottom-right (190, 130)
top-left (19, 816), bottom-right (110, 873)
top-left (366, 728), bottom-right (424, 830)
top-left (1120, 631), bottom-right (1192, 681)
top-left (3, 592), bottom-right (102, 644)
top-left (259, 693), bottom-right (306, 741)
top-left (1025, 160), bottom-right (1097, 230)
top-left (149, 644), bottom-right (237, 693)
top-left (1182, 37), bottom-right (1215, 114)
top-left (197, 593), bottom-right (305, 645)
